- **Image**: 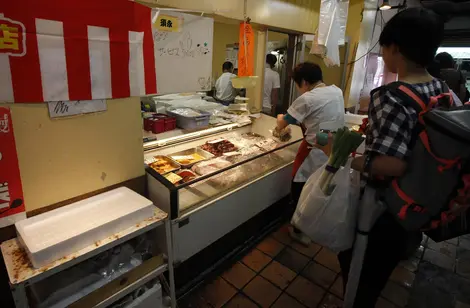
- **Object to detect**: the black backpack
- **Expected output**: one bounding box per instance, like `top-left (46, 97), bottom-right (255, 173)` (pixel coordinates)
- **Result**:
top-left (380, 82), bottom-right (470, 242)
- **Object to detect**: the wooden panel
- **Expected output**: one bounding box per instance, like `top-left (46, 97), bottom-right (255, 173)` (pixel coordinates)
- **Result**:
top-left (6, 97), bottom-right (145, 212)
top-left (27, 175), bottom-right (147, 218)
top-left (248, 0), bottom-right (320, 34)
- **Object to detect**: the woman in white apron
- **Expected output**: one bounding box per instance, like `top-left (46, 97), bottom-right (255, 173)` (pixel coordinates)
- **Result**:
top-left (275, 62), bottom-right (345, 244)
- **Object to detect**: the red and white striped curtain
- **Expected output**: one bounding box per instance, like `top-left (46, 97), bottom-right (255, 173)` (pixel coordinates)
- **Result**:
top-left (0, 0), bottom-right (158, 103)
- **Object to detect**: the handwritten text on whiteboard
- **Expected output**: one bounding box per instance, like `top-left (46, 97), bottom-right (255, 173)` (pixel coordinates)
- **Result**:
top-left (47, 99), bottom-right (107, 119)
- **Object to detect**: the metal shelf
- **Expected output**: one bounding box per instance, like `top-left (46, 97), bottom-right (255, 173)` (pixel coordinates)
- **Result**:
top-left (95, 263), bottom-right (168, 308)
top-left (1, 208), bottom-right (168, 285)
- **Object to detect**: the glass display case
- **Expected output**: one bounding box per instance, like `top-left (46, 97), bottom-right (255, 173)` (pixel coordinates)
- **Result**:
top-left (144, 115), bottom-right (303, 263)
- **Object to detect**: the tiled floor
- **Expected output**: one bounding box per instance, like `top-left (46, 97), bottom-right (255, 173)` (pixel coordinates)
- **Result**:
top-left (179, 225), bottom-right (470, 308)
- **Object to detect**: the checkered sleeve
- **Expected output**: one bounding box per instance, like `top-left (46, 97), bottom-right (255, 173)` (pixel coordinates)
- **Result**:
top-left (365, 88), bottom-right (415, 159)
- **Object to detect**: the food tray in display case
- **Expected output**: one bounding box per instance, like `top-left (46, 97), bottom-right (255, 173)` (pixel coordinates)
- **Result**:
top-left (147, 156), bottom-right (181, 175)
top-left (168, 148), bottom-right (214, 168)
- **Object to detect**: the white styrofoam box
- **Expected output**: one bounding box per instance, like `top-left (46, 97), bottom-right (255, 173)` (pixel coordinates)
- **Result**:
top-left (125, 283), bottom-right (162, 308)
top-left (345, 112), bottom-right (368, 128)
top-left (15, 187), bottom-right (154, 268)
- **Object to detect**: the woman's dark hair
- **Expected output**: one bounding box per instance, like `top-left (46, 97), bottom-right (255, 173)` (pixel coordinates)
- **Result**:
top-left (435, 52), bottom-right (455, 69)
top-left (222, 61), bottom-right (234, 71)
top-left (266, 54), bottom-right (277, 67)
top-left (292, 62), bottom-right (323, 87)
top-left (379, 8), bottom-right (444, 67)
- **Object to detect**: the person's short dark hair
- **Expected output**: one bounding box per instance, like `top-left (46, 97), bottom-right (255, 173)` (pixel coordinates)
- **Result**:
top-left (292, 62), bottom-right (323, 87)
top-left (222, 61), bottom-right (234, 71)
top-left (435, 52), bottom-right (455, 69)
top-left (266, 54), bottom-right (277, 67)
top-left (427, 60), bottom-right (441, 79)
top-left (379, 8), bottom-right (444, 67)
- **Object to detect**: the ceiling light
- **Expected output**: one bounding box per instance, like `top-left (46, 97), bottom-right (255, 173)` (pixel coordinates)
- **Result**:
top-left (379, 0), bottom-right (392, 10)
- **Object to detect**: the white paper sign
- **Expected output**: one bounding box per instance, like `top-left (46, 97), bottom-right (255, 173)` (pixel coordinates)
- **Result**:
top-left (47, 99), bottom-right (107, 118)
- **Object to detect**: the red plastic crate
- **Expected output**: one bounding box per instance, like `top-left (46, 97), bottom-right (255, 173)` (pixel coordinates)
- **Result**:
top-left (144, 114), bottom-right (176, 134)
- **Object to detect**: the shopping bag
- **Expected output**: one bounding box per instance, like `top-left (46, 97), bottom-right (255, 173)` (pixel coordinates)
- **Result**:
top-left (291, 161), bottom-right (360, 253)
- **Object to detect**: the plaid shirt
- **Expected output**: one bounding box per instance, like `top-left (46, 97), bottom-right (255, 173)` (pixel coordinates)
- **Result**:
top-left (362, 79), bottom-right (450, 186)
top-left (366, 79), bottom-right (447, 159)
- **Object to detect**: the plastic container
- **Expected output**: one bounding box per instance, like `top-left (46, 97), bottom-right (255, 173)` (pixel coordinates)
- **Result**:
top-left (124, 283), bottom-right (162, 308)
top-left (143, 114), bottom-right (176, 134)
top-left (15, 187), bottom-right (154, 268)
top-left (166, 108), bottom-right (211, 130)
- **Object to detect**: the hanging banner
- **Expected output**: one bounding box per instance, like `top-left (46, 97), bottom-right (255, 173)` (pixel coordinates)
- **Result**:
top-left (0, 107), bottom-right (26, 227)
top-left (0, 0), bottom-right (158, 103)
top-left (238, 22), bottom-right (254, 76)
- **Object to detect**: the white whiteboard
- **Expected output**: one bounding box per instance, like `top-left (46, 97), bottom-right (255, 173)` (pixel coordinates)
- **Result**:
top-left (152, 11), bottom-right (214, 94)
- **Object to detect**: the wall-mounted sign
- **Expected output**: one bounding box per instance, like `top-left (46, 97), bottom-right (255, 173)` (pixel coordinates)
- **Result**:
top-left (0, 107), bottom-right (26, 227)
top-left (154, 14), bottom-right (181, 33)
top-left (47, 99), bottom-right (107, 119)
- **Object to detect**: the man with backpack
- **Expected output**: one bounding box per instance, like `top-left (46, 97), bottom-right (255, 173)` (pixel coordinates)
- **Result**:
top-left (338, 8), bottom-right (470, 307)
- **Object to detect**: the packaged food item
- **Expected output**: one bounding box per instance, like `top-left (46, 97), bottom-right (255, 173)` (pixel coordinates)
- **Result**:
top-left (171, 153), bottom-right (206, 166)
top-left (164, 172), bottom-right (183, 184)
top-left (255, 139), bottom-right (278, 151)
top-left (191, 158), bottom-right (232, 176)
top-left (200, 140), bottom-right (238, 156)
top-left (169, 108), bottom-right (202, 117)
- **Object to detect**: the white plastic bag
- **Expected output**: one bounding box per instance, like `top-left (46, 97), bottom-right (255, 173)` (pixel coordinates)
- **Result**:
top-left (291, 160), bottom-right (360, 253)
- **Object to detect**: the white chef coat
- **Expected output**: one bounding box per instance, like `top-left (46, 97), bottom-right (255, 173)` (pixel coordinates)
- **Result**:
top-left (215, 72), bottom-right (238, 102)
top-left (263, 67), bottom-right (281, 110)
top-left (288, 85), bottom-right (345, 182)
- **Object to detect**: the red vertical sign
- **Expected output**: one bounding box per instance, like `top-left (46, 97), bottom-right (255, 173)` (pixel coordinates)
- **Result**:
top-left (238, 22), bottom-right (254, 77)
top-left (0, 107), bottom-right (25, 226)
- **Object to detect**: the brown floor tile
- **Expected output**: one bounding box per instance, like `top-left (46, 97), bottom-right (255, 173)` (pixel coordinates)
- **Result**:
top-left (381, 281), bottom-right (410, 308)
top-left (256, 237), bottom-right (284, 258)
top-left (275, 247), bottom-right (310, 273)
top-left (290, 241), bottom-right (322, 258)
top-left (302, 261), bottom-right (337, 289)
top-left (320, 293), bottom-right (343, 308)
top-left (222, 262), bottom-right (256, 289)
top-left (314, 248), bottom-right (341, 273)
top-left (200, 277), bottom-right (237, 308)
top-left (271, 293), bottom-right (307, 308)
top-left (260, 260), bottom-right (296, 289)
top-left (224, 294), bottom-right (258, 308)
top-left (375, 297), bottom-right (397, 308)
top-left (242, 249), bottom-right (272, 272)
top-left (423, 248), bottom-right (455, 271)
top-left (272, 225), bottom-right (293, 245)
top-left (286, 276), bottom-right (326, 308)
top-left (389, 266), bottom-right (416, 289)
top-left (399, 257), bottom-right (420, 273)
top-left (427, 240), bottom-right (457, 259)
top-left (330, 275), bottom-right (344, 299)
top-left (242, 276), bottom-right (281, 308)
